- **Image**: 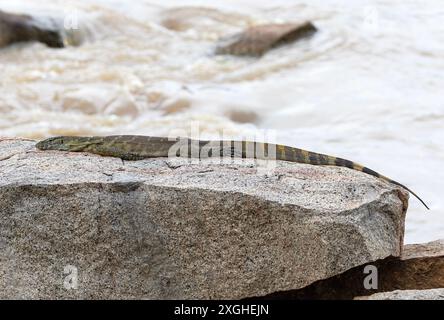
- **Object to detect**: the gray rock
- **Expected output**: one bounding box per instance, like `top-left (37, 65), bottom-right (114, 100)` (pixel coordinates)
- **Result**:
top-left (0, 10), bottom-right (65, 48)
top-left (355, 288), bottom-right (444, 300)
top-left (0, 138), bottom-right (407, 299)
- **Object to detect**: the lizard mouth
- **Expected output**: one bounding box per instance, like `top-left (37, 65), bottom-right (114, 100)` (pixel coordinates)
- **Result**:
top-left (35, 140), bottom-right (46, 150)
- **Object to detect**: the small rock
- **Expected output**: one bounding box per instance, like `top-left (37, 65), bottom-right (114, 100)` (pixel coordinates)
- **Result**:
top-left (215, 22), bottom-right (317, 56)
top-left (226, 109), bottom-right (259, 124)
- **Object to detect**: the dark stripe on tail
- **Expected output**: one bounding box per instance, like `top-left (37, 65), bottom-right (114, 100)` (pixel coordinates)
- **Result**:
top-left (316, 153), bottom-right (330, 165)
top-left (334, 157), bottom-right (355, 169)
top-left (294, 148), bottom-right (306, 163)
top-left (362, 166), bottom-right (381, 178)
top-left (361, 166), bottom-right (429, 210)
top-left (309, 152), bottom-right (319, 164)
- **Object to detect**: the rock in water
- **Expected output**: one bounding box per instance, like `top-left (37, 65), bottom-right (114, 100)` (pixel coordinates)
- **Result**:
top-left (0, 10), bottom-right (65, 48)
top-left (0, 138), bottom-right (407, 299)
top-left (215, 22), bottom-right (317, 56)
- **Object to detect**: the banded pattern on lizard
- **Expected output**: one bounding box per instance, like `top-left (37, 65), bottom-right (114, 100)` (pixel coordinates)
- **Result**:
top-left (36, 135), bottom-right (429, 209)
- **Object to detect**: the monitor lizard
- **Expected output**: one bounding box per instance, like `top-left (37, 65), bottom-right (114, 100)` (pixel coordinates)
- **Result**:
top-left (36, 135), bottom-right (429, 209)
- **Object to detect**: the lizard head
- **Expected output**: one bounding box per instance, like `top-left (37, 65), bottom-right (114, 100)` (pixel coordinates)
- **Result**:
top-left (36, 136), bottom-right (102, 152)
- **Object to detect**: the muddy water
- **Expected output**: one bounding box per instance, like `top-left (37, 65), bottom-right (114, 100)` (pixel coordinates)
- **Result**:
top-left (0, 0), bottom-right (443, 243)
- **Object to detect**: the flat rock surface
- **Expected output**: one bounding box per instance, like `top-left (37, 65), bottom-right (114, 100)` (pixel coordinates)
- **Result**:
top-left (403, 239), bottom-right (444, 259)
top-left (0, 138), bottom-right (408, 299)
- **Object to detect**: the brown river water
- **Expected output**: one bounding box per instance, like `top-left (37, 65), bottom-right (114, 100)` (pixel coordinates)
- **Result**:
top-left (1, 0), bottom-right (443, 243)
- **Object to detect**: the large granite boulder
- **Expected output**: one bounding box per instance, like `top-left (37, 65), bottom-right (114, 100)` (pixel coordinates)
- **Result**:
top-left (0, 10), bottom-right (65, 48)
top-left (0, 138), bottom-right (408, 299)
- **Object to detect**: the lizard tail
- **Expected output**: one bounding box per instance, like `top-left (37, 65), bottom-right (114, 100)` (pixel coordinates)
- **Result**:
top-left (386, 179), bottom-right (429, 210)
top-left (343, 158), bottom-right (430, 210)
top-left (276, 145), bottom-right (430, 210)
